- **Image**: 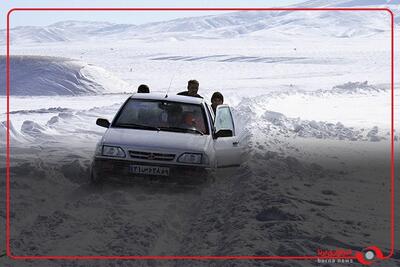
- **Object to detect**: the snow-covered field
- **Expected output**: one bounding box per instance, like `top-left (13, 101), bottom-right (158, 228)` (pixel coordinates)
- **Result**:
top-left (1, 1), bottom-right (400, 266)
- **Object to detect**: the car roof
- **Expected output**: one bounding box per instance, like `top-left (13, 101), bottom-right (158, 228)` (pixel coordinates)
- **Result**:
top-left (130, 93), bottom-right (205, 105)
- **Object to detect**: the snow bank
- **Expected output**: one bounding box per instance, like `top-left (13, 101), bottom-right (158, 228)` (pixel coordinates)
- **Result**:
top-left (0, 120), bottom-right (32, 144)
top-left (262, 110), bottom-right (385, 141)
top-left (232, 81), bottom-right (392, 143)
top-left (0, 55), bottom-right (129, 96)
top-left (331, 81), bottom-right (385, 94)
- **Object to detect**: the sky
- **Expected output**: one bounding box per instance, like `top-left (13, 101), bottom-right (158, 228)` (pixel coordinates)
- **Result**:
top-left (1, 0), bottom-right (305, 28)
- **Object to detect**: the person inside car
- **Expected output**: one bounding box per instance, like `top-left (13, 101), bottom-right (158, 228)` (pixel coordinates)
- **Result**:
top-left (182, 111), bottom-right (206, 134)
top-left (177, 80), bottom-right (203, 98)
top-left (211, 91), bottom-right (224, 114)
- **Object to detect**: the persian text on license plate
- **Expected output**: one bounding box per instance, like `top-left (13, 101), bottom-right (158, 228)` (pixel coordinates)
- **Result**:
top-left (129, 165), bottom-right (170, 176)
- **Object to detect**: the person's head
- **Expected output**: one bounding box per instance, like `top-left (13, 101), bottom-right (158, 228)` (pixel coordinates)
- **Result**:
top-left (183, 112), bottom-right (194, 126)
top-left (187, 80), bottom-right (199, 96)
top-left (137, 84), bottom-right (149, 93)
top-left (211, 92), bottom-right (224, 108)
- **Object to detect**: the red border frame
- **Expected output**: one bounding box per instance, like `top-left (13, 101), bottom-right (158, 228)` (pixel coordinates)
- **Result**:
top-left (5, 7), bottom-right (395, 264)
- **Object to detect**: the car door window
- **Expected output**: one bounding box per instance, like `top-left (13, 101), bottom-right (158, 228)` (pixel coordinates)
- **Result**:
top-left (215, 106), bottom-right (235, 135)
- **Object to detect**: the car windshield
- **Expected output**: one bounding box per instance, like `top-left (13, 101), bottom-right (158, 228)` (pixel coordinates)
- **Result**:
top-left (113, 99), bottom-right (209, 135)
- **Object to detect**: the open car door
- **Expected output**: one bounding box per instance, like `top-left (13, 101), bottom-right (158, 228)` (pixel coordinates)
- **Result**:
top-left (213, 105), bottom-right (241, 168)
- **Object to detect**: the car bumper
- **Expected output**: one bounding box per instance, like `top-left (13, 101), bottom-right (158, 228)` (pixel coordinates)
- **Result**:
top-left (92, 157), bottom-right (211, 181)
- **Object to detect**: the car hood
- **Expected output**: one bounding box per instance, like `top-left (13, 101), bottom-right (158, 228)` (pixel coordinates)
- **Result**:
top-left (102, 127), bottom-right (211, 152)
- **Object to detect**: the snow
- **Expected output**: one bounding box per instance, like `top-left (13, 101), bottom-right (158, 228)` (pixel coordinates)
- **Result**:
top-left (0, 0), bottom-right (399, 265)
top-left (0, 55), bottom-right (130, 96)
top-left (239, 82), bottom-right (392, 129)
top-left (2, 3), bottom-right (398, 45)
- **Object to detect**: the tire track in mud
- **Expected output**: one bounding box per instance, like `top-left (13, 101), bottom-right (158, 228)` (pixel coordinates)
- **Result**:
top-left (177, 167), bottom-right (255, 256)
top-left (152, 126), bottom-right (397, 267)
top-left (160, 149), bottom-right (317, 267)
top-left (141, 182), bottom-right (206, 256)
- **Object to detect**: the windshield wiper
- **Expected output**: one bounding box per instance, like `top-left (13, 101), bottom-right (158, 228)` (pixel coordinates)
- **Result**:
top-left (115, 123), bottom-right (160, 131)
top-left (159, 126), bottom-right (204, 135)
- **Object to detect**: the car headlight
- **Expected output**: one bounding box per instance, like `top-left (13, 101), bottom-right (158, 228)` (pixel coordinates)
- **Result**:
top-left (178, 153), bottom-right (202, 164)
top-left (95, 142), bottom-right (102, 156)
top-left (202, 154), bottom-right (209, 165)
top-left (102, 145), bottom-right (126, 158)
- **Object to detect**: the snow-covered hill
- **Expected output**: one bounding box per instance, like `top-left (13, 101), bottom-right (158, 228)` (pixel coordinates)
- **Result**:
top-left (297, 0), bottom-right (399, 7)
top-left (0, 56), bottom-right (129, 95)
top-left (1, 0), bottom-right (397, 45)
top-left (2, 21), bottom-right (137, 45)
top-left (297, 0), bottom-right (400, 23)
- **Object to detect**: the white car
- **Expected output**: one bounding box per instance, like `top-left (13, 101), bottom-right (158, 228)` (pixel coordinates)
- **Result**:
top-left (91, 93), bottom-right (241, 183)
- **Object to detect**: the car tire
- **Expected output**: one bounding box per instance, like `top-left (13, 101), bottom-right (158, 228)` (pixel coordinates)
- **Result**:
top-left (90, 167), bottom-right (104, 185)
top-left (205, 173), bottom-right (216, 184)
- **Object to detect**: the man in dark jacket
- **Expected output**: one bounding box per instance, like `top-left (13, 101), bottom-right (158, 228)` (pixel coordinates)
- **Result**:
top-left (211, 91), bottom-right (224, 114)
top-left (177, 80), bottom-right (203, 98)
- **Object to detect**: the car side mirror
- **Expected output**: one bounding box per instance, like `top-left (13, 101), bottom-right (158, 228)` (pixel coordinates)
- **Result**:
top-left (96, 118), bottom-right (110, 128)
top-left (215, 129), bottom-right (233, 138)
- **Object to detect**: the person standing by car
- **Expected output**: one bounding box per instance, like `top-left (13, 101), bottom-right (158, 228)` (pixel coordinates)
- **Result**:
top-left (177, 80), bottom-right (203, 98)
top-left (211, 91), bottom-right (224, 114)
top-left (137, 84), bottom-right (150, 93)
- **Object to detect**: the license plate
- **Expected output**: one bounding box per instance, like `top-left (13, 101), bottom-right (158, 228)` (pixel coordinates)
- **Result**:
top-left (129, 165), bottom-right (170, 176)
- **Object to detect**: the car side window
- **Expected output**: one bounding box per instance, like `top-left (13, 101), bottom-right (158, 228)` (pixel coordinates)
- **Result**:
top-left (215, 106), bottom-right (235, 135)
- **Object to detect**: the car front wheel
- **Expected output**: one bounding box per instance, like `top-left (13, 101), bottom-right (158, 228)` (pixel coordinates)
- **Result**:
top-left (90, 166), bottom-right (104, 185)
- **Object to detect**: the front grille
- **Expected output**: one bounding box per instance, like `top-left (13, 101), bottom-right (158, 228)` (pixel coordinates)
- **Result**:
top-left (129, 150), bottom-right (175, 161)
